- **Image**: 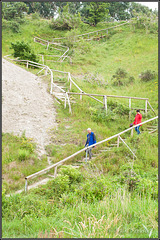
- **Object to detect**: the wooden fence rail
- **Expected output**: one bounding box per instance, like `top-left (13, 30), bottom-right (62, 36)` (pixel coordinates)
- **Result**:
top-left (4, 55), bottom-right (156, 117)
top-left (4, 55), bottom-right (72, 110)
top-left (24, 116), bottom-right (158, 192)
top-left (34, 37), bottom-right (69, 62)
top-left (66, 92), bottom-right (156, 116)
top-left (51, 21), bottom-right (130, 41)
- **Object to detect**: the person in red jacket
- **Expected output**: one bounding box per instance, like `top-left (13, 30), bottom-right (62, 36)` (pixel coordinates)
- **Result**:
top-left (133, 109), bottom-right (142, 134)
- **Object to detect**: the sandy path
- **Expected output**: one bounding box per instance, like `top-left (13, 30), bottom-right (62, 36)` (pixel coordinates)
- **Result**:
top-left (2, 58), bottom-right (57, 157)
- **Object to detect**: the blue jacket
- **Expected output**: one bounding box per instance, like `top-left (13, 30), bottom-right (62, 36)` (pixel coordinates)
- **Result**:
top-left (85, 132), bottom-right (96, 147)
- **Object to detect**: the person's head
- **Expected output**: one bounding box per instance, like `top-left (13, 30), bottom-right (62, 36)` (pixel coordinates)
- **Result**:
top-left (136, 109), bottom-right (140, 114)
top-left (87, 128), bottom-right (91, 134)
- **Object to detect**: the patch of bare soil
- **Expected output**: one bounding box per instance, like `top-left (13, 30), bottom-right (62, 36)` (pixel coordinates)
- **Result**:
top-left (2, 59), bottom-right (57, 158)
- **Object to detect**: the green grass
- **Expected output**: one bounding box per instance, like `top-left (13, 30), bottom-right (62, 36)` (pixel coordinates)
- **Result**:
top-left (2, 133), bottom-right (48, 193)
top-left (2, 17), bottom-right (158, 238)
top-left (2, 179), bottom-right (158, 238)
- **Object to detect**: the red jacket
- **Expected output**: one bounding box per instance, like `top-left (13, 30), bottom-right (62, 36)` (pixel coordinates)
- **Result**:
top-left (133, 113), bottom-right (142, 126)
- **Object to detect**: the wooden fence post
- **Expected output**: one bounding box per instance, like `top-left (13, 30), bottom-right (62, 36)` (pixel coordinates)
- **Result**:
top-left (42, 55), bottom-right (44, 65)
top-left (25, 179), bottom-right (28, 193)
top-left (80, 91), bottom-right (82, 100)
top-left (145, 100), bottom-right (148, 114)
top-left (129, 98), bottom-right (131, 120)
top-left (117, 135), bottom-right (120, 147)
top-left (64, 94), bottom-right (67, 108)
top-left (54, 166), bottom-right (57, 178)
top-left (69, 103), bottom-right (72, 114)
top-left (47, 42), bottom-right (49, 50)
top-left (45, 67), bottom-right (48, 76)
top-left (131, 128), bottom-right (133, 137)
top-left (106, 29), bottom-right (108, 34)
top-left (50, 71), bottom-right (53, 94)
top-left (26, 61), bottom-right (28, 68)
top-left (64, 96), bottom-right (67, 109)
top-left (70, 81), bottom-right (72, 91)
top-left (103, 96), bottom-right (107, 114)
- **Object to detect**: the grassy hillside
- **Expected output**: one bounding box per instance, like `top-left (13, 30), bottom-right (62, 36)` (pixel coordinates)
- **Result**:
top-left (2, 16), bottom-right (158, 238)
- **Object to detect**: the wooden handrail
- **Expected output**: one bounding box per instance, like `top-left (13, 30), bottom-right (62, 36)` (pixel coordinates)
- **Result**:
top-left (67, 92), bottom-right (149, 100)
top-left (25, 116), bottom-right (158, 182)
top-left (51, 21), bottom-right (129, 41)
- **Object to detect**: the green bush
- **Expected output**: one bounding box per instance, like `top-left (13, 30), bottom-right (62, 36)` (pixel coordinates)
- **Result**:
top-left (59, 165), bottom-right (83, 184)
top-left (20, 137), bottom-right (35, 153)
top-left (18, 149), bottom-right (30, 161)
top-left (46, 175), bottom-right (70, 199)
top-left (111, 68), bottom-right (135, 86)
top-left (136, 178), bottom-right (158, 199)
top-left (9, 21), bottom-right (20, 33)
top-left (112, 103), bottom-right (130, 115)
top-left (76, 177), bottom-right (107, 202)
top-left (139, 70), bottom-right (156, 82)
top-left (63, 29), bottom-right (81, 48)
top-left (31, 12), bottom-right (40, 20)
top-left (90, 106), bottom-right (116, 123)
top-left (10, 41), bottom-right (38, 63)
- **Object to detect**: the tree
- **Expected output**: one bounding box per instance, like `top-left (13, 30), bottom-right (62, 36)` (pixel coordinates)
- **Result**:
top-left (2, 2), bottom-right (28, 20)
top-left (81, 2), bottom-right (110, 26)
top-left (108, 2), bottom-right (130, 20)
top-left (24, 2), bottom-right (56, 18)
top-left (129, 2), bottom-right (152, 18)
top-left (10, 41), bottom-right (38, 63)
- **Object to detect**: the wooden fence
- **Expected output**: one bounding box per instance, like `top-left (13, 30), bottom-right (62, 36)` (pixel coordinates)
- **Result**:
top-left (4, 55), bottom-right (72, 111)
top-left (34, 37), bottom-right (69, 62)
top-left (4, 55), bottom-right (156, 118)
top-left (51, 21), bottom-right (130, 42)
top-left (24, 116), bottom-right (158, 192)
top-left (61, 91), bottom-right (156, 117)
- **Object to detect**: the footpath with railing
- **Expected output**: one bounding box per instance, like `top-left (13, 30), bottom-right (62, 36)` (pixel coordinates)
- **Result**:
top-left (24, 116), bottom-right (158, 192)
top-left (4, 54), bottom-right (156, 118)
top-left (4, 20), bottom-right (158, 193)
top-left (33, 21), bottom-right (130, 63)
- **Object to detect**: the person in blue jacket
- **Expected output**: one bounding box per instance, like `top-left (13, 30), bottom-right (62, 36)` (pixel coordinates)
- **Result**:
top-left (85, 128), bottom-right (96, 160)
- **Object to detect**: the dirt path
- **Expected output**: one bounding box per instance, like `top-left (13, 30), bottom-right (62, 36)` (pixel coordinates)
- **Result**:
top-left (2, 58), bottom-right (57, 158)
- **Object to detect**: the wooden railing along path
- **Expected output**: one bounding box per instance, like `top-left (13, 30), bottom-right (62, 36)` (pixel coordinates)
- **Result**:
top-left (4, 54), bottom-right (156, 118)
top-left (33, 21), bottom-right (130, 63)
top-left (34, 37), bottom-right (70, 63)
top-left (51, 21), bottom-right (130, 42)
top-left (24, 116), bottom-right (158, 192)
top-left (3, 55), bottom-right (72, 112)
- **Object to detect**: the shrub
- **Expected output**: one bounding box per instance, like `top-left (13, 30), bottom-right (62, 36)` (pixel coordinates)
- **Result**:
top-left (112, 103), bottom-right (130, 115)
top-left (9, 21), bottom-right (20, 33)
top-left (10, 41), bottom-right (38, 63)
top-left (111, 68), bottom-right (135, 86)
top-left (63, 29), bottom-right (81, 48)
top-left (59, 165), bottom-right (83, 184)
top-left (20, 137), bottom-right (34, 153)
top-left (18, 149), bottom-right (30, 161)
top-left (90, 106), bottom-right (116, 123)
top-left (47, 175), bottom-right (70, 198)
top-left (139, 70), bottom-right (156, 82)
top-left (136, 178), bottom-right (158, 199)
top-left (31, 12), bottom-right (40, 20)
top-left (76, 177), bottom-right (107, 202)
